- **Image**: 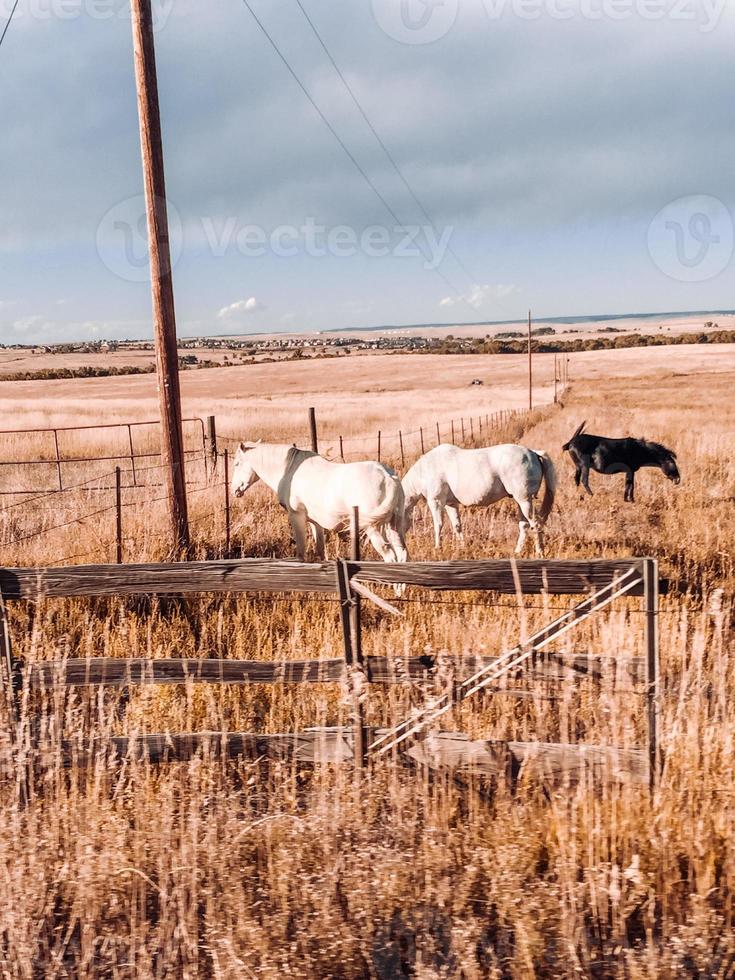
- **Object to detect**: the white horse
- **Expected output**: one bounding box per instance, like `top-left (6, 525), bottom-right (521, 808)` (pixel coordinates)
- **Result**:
top-left (231, 442), bottom-right (408, 563)
top-left (402, 443), bottom-right (557, 555)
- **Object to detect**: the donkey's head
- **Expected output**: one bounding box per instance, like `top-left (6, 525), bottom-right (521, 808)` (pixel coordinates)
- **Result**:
top-left (659, 449), bottom-right (681, 485)
top-left (562, 420), bottom-right (586, 451)
top-left (646, 441), bottom-right (681, 485)
top-left (231, 441), bottom-right (262, 497)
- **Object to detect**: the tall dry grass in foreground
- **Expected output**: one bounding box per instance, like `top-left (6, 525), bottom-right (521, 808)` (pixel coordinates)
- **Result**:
top-left (1, 369), bottom-right (734, 978)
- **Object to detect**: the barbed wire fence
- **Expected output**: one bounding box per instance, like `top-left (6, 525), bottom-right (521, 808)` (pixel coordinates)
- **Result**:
top-left (0, 385), bottom-right (570, 565)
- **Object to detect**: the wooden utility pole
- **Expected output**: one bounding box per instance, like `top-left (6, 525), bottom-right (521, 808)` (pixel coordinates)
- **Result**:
top-left (131, 0), bottom-right (189, 553)
top-left (527, 309), bottom-right (533, 412)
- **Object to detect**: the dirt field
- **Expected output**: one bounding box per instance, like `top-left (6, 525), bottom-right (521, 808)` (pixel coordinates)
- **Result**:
top-left (0, 344), bottom-right (734, 977)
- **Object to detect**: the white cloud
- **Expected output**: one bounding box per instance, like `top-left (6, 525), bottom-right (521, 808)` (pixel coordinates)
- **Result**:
top-left (217, 297), bottom-right (264, 319)
top-left (440, 284), bottom-right (517, 311)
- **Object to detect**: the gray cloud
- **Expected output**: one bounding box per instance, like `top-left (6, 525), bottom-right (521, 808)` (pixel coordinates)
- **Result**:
top-left (1, 0), bottom-right (733, 341)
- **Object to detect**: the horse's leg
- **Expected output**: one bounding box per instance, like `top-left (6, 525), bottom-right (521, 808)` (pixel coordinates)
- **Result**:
top-left (366, 525), bottom-right (397, 563)
top-left (445, 504), bottom-right (464, 542)
top-left (515, 497), bottom-right (542, 556)
top-left (385, 518), bottom-right (408, 562)
top-left (288, 508), bottom-right (309, 561)
top-left (427, 497), bottom-right (445, 548)
top-left (310, 522), bottom-right (326, 560)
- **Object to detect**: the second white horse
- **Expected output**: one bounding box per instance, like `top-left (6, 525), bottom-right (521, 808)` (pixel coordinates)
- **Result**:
top-left (231, 442), bottom-right (408, 562)
top-left (402, 443), bottom-right (557, 555)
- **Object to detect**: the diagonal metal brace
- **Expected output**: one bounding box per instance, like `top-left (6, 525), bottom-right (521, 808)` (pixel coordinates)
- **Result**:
top-left (369, 567), bottom-right (644, 757)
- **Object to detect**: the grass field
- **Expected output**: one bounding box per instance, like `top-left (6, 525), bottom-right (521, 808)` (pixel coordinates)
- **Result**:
top-left (0, 344), bottom-right (733, 977)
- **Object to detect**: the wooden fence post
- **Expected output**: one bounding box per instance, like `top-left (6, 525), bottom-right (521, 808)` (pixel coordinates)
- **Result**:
top-left (339, 435), bottom-right (345, 462)
top-left (420, 427), bottom-right (425, 455)
top-left (206, 415), bottom-right (218, 476)
top-left (470, 417), bottom-right (474, 442)
top-left (224, 449), bottom-right (231, 556)
top-left (451, 420), bottom-right (455, 443)
top-left (335, 508), bottom-right (366, 771)
top-left (398, 431), bottom-right (405, 468)
top-left (308, 407), bottom-right (318, 454)
top-left (435, 421), bottom-right (441, 446)
top-left (644, 558), bottom-right (660, 792)
top-left (0, 592), bottom-right (19, 730)
top-left (377, 430), bottom-right (381, 463)
top-left (115, 466), bottom-right (123, 564)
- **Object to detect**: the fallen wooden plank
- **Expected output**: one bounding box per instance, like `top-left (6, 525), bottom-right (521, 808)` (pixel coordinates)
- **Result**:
top-left (37, 727), bottom-right (647, 783)
top-left (47, 729), bottom-right (354, 767)
top-left (25, 651), bottom-right (645, 689)
top-left (0, 559), bottom-right (336, 600)
top-left (405, 732), bottom-right (649, 785)
top-left (353, 559), bottom-right (646, 595)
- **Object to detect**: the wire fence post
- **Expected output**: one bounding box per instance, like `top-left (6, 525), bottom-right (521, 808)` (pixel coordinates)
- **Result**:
top-left (127, 424), bottom-right (138, 488)
top-left (398, 431), bottom-right (405, 468)
top-left (377, 430), bottom-right (381, 463)
top-left (115, 466), bottom-right (123, 564)
top-left (435, 421), bottom-right (440, 446)
top-left (308, 407), bottom-right (319, 454)
top-left (420, 427), bottom-right (425, 454)
top-left (206, 415), bottom-right (218, 477)
top-left (224, 449), bottom-right (231, 556)
top-left (52, 430), bottom-right (63, 492)
top-left (451, 420), bottom-right (455, 443)
top-left (339, 435), bottom-right (345, 461)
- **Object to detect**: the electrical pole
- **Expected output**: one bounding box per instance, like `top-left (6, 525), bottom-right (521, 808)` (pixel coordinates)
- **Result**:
top-left (527, 309), bottom-right (533, 413)
top-left (130, 0), bottom-right (189, 554)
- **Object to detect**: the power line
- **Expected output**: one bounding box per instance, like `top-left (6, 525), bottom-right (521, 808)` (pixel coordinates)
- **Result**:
top-left (292, 0), bottom-right (479, 288)
top-left (0, 0), bottom-right (19, 51)
top-left (238, 0), bottom-right (470, 306)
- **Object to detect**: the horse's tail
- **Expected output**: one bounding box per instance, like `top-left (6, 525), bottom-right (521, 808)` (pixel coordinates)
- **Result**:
top-left (534, 450), bottom-right (557, 523)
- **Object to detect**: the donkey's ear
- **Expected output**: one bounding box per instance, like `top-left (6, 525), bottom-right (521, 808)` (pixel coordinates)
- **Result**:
top-left (572, 420), bottom-right (586, 439)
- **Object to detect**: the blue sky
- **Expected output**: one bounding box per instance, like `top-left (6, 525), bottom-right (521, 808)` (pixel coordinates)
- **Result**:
top-left (1, 0), bottom-right (734, 342)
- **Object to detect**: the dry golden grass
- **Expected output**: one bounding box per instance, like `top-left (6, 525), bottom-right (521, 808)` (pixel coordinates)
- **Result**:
top-left (0, 346), bottom-right (734, 977)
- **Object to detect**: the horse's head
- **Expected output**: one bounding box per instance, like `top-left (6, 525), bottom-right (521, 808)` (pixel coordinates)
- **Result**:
top-left (231, 441), bottom-right (262, 497)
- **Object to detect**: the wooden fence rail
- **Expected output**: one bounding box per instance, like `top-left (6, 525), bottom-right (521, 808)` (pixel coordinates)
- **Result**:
top-left (0, 557), bottom-right (663, 601)
top-left (24, 651), bottom-right (646, 691)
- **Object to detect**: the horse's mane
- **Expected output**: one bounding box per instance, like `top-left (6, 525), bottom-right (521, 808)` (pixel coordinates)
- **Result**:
top-left (641, 439), bottom-right (677, 461)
